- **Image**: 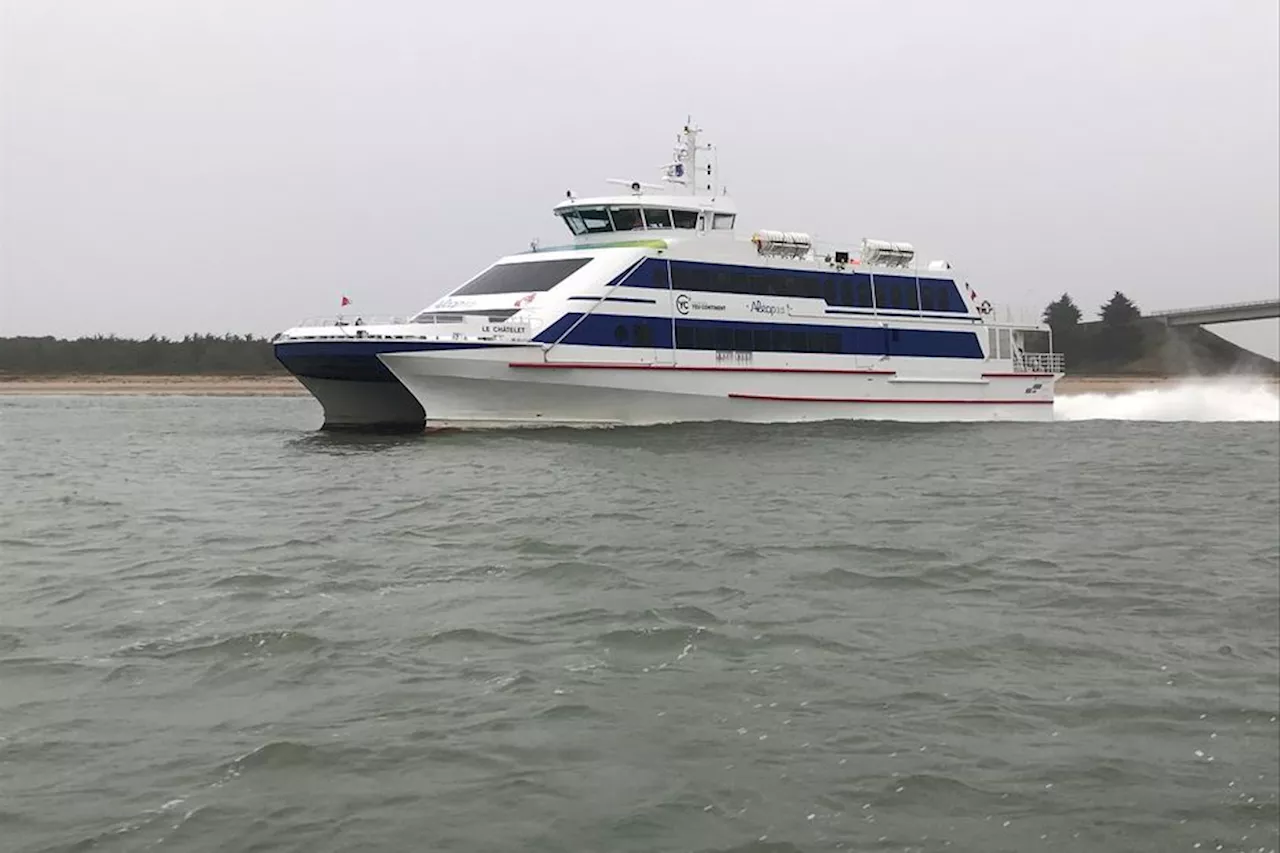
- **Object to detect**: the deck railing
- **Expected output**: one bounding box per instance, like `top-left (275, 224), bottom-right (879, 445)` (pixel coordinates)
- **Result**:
top-left (1014, 352), bottom-right (1065, 374)
top-left (295, 315), bottom-right (412, 328)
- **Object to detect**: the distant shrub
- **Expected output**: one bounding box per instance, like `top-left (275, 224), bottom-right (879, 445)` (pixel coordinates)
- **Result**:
top-left (0, 334), bottom-right (285, 376)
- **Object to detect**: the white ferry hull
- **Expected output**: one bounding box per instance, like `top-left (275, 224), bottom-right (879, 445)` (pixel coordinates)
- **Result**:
top-left (378, 347), bottom-right (1056, 428)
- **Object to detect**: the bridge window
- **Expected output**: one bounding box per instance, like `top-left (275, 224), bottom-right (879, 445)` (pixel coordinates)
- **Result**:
top-left (577, 207), bottom-right (613, 233)
top-left (672, 209), bottom-right (699, 229)
top-left (713, 213), bottom-right (736, 230)
top-left (643, 208), bottom-right (672, 229)
top-left (610, 207), bottom-right (645, 231)
top-left (560, 211), bottom-right (587, 236)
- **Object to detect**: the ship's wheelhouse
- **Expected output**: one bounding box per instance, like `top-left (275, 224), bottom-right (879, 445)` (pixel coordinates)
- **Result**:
top-left (554, 203), bottom-right (735, 237)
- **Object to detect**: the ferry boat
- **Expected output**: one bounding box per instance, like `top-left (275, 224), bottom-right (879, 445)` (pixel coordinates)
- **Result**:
top-left (273, 119), bottom-right (1063, 430)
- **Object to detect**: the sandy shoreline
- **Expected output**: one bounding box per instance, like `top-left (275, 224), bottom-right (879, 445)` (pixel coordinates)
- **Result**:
top-left (1, 373), bottom-right (1275, 397)
top-left (0, 375), bottom-right (308, 396)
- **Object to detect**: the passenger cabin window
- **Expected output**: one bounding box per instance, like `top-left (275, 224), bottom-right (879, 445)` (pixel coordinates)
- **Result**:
top-left (452, 258), bottom-right (592, 296)
top-left (643, 208), bottom-right (672, 229)
top-left (658, 260), bottom-right (969, 315)
top-left (610, 207), bottom-right (645, 231)
top-left (713, 213), bottom-right (736, 230)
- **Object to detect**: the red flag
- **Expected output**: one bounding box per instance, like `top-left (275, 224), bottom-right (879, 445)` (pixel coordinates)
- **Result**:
top-left (340, 295), bottom-right (351, 306)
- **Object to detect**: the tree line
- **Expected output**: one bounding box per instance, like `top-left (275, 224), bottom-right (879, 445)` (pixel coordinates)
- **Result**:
top-left (1041, 290), bottom-right (1148, 371)
top-left (0, 333), bottom-right (285, 376)
top-left (1, 293), bottom-right (1264, 378)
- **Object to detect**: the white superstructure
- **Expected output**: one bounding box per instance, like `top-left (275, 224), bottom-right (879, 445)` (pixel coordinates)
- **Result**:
top-left (274, 119), bottom-right (1062, 430)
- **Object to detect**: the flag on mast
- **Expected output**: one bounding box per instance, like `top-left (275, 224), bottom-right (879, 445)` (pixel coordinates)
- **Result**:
top-left (341, 295), bottom-right (351, 306)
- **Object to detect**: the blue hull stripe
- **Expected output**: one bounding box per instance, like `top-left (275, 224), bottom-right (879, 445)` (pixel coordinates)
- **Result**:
top-left (274, 339), bottom-right (505, 383)
top-left (532, 313), bottom-right (984, 359)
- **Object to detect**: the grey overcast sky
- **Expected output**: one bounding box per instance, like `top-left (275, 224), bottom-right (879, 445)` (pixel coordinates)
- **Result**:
top-left (1, 0), bottom-right (1277, 357)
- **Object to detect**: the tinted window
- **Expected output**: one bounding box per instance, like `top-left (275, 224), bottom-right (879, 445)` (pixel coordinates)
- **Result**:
top-left (874, 279), bottom-right (892, 309)
top-left (453, 258), bottom-right (591, 296)
top-left (902, 281), bottom-right (919, 311)
top-left (668, 323), bottom-right (850, 354)
top-left (643, 208), bottom-right (672, 228)
top-left (876, 276), bottom-right (920, 311)
top-left (928, 279), bottom-right (956, 312)
top-left (577, 208), bottom-right (613, 233)
top-left (650, 261), bottom-right (668, 288)
top-left (559, 211), bottom-right (586, 236)
top-left (611, 207), bottom-right (644, 231)
top-left (920, 282), bottom-right (938, 311)
top-left (853, 275), bottom-right (874, 308)
top-left (838, 279), bottom-right (854, 307)
top-left (634, 322), bottom-right (653, 346)
top-left (672, 210), bottom-right (699, 228)
top-left (671, 262), bottom-right (710, 291)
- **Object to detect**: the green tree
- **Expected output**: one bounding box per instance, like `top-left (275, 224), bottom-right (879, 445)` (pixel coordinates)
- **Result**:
top-left (1097, 291), bottom-right (1143, 364)
top-left (1099, 291), bottom-right (1141, 326)
top-left (0, 334), bottom-right (285, 376)
top-left (1041, 293), bottom-right (1084, 363)
top-left (1043, 293), bottom-right (1082, 329)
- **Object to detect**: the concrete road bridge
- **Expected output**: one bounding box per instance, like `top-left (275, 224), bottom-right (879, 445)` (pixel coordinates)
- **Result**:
top-left (1144, 299), bottom-right (1280, 326)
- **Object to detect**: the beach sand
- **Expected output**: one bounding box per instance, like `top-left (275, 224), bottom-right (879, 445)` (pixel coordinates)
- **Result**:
top-left (1, 374), bottom-right (1275, 397)
top-left (0, 375), bottom-right (308, 396)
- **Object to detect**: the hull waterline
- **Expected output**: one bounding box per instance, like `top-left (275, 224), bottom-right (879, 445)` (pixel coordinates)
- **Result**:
top-left (274, 341), bottom-right (426, 432)
top-left (294, 375), bottom-right (425, 433)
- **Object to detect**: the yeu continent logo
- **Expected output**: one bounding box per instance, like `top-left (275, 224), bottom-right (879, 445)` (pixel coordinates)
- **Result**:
top-left (748, 300), bottom-right (791, 316)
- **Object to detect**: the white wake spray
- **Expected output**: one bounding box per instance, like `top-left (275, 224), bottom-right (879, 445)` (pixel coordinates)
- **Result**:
top-left (1054, 378), bottom-right (1280, 422)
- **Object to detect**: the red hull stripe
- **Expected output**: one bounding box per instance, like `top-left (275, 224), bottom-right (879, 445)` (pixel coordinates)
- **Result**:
top-left (508, 362), bottom-right (895, 375)
top-left (981, 372), bottom-right (1057, 378)
top-left (728, 393), bottom-right (1054, 405)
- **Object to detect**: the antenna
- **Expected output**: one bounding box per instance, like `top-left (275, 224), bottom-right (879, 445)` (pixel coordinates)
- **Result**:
top-left (661, 116), bottom-right (713, 195)
top-left (606, 178), bottom-right (665, 194)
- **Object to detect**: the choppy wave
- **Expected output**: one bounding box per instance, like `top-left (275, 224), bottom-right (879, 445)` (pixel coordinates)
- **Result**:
top-left (1055, 379), bottom-right (1280, 422)
top-left (3, 395), bottom-right (1278, 853)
